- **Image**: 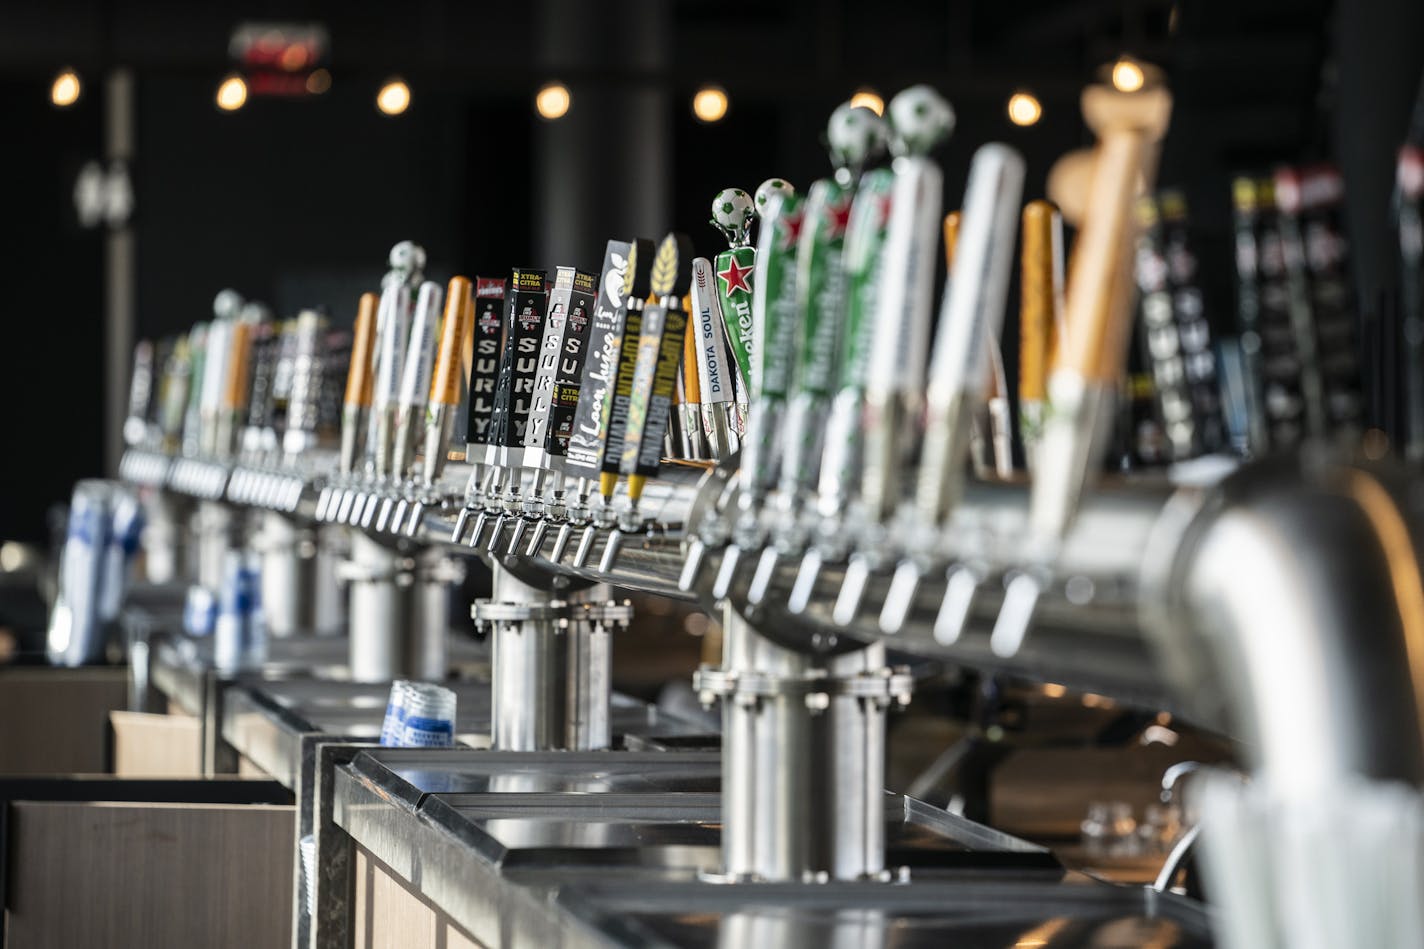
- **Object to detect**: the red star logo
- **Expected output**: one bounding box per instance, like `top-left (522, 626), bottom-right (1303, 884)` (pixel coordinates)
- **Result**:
top-left (876, 193), bottom-right (894, 225)
top-left (780, 210), bottom-right (805, 252)
top-left (827, 198), bottom-right (853, 239)
top-left (718, 256), bottom-right (754, 296)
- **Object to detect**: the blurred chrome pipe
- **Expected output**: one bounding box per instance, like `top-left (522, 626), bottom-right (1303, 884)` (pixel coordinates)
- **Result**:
top-left (1148, 454), bottom-right (1424, 786)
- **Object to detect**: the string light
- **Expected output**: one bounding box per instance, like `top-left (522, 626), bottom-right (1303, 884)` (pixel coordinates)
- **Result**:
top-left (377, 79), bottom-right (410, 116)
top-left (51, 69), bottom-right (81, 108)
top-left (216, 75), bottom-right (248, 112)
top-left (692, 85), bottom-right (728, 123)
top-left (535, 82), bottom-right (571, 120)
top-left (1007, 91), bottom-right (1042, 127)
top-left (1112, 57), bottom-right (1145, 93)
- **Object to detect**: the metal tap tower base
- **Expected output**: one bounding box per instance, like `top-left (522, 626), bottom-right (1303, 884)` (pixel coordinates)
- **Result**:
top-left (340, 532), bottom-right (462, 683)
top-left (472, 564), bottom-right (633, 752)
top-left (697, 609), bottom-right (913, 882)
top-left (253, 512), bottom-right (345, 638)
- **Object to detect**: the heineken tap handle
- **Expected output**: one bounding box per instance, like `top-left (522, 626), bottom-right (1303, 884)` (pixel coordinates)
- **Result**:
top-left (340, 292), bottom-right (380, 477)
top-left (780, 105), bottom-right (885, 501)
top-left (750, 104), bottom-right (888, 604)
top-left (859, 85), bottom-right (955, 527)
top-left (741, 184), bottom-right (802, 503)
top-left (1018, 200), bottom-right (1065, 472)
top-left (708, 182), bottom-right (801, 599)
top-left (710, 187), bottom-right (757, 390)
top-left (991, 78), bottom-right (1173, 659)
top-left (809, 162), bottom-right (896, 524)
top-left (393, 280), bottom-right (444, 480)
top-left (423, 276), bottom-right (473, 487)
top-left (833, 84), bottom-right (954, 626)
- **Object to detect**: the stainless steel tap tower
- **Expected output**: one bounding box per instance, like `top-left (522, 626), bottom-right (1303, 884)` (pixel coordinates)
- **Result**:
top-left (473, 565), bottom-right (632, 751)
top-left (340, 533), bottom-right (462, 683)
top-left (698, 610), bottom-right (911, 881)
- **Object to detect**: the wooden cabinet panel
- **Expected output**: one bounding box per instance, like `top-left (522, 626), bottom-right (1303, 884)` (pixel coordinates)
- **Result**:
top-left (5, 800), bottom-right (294, 948)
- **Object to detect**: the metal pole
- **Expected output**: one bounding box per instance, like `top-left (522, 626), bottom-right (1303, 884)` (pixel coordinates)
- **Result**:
top-left (104, 68), bottom-right (135, 477)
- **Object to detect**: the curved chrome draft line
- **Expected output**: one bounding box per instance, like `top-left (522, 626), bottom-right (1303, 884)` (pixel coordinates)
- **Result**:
top-left (1150, 454), bottom-right (1424, 790)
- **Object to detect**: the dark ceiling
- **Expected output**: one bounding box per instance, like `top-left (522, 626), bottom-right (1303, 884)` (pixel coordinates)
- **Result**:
top-left (1, 0), bottom-right (1420, 545)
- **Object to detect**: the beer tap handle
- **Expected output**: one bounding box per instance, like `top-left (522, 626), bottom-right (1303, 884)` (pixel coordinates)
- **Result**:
top-left (1019, 200), bottom-right (1064, 472)
top-left (605, 233), bottom-right (695, 572)
top-left (422, 276), bottom-right (473, 488)
top-left (451, 277), bottom-right (507, 542)
top-left (990, 79), bottom-right (1172, 659)
top-left (690, 256), bottom-right (739, 459)
top-left (393, 281), bottom-right (444, 481)
top-left (883, 143), bottom-right (1024, 635)
top-left (711, 181), bottom-right (802, 601)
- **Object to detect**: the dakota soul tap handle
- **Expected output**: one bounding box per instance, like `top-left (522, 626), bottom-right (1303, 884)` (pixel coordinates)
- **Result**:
top-left (689, 256), bottom-right (740, 458)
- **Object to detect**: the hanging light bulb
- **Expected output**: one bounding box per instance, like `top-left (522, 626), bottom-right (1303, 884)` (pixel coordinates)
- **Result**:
top-left (51, 69), bottom-right (81, 108)
top-left (536, 82), bottom-right (571, 120)
top-left (377, 79), bottom-right (411, 116)
top-left (216, 75), bottom-right (248, 112)
top-left (1112, 57), bottom-right (1145, 93)
top-left (1007, 91), bottom-right (1043, 127)
top-left (692, 85), bottom-right (729, 123)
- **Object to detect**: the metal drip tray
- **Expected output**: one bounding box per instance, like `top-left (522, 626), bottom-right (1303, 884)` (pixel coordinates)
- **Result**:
top-left (223, 683), bottom-right (714, 789)
top-left (555, 880), bottom-right (1214, 948)
top-left (337, 749), bottom-right (1056, 873)
top-left (346, 749), bottom-right (724, 803)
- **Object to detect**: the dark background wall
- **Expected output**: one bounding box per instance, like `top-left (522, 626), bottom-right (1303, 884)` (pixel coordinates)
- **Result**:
top-left (0, 0), bottom-right (1419, 543)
